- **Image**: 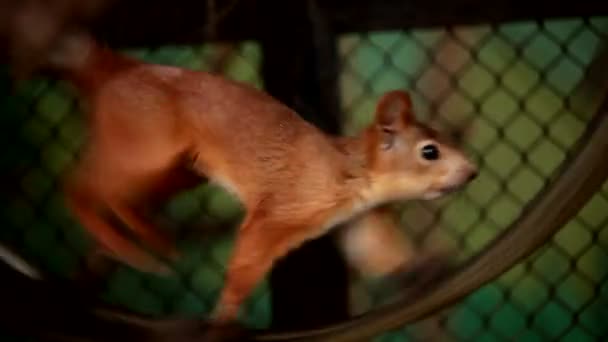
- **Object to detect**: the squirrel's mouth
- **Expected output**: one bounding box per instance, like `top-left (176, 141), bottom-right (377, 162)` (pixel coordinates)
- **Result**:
top-left (427, 169), bottom-right (478, 199)
top-left (438, 183), bottom-right (464, 194)
top-left (423, 183), bottom-right (465, 200)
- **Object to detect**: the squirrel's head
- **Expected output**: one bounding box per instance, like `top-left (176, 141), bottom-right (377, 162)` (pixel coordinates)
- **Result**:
top-left (363, 90), bottom-right (477, 202)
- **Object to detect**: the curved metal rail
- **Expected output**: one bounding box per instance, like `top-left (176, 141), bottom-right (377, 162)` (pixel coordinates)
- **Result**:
top-left (80, 94), bottom-right (608, 342)
top-left (2, 93), bottom-right (608, 342)
top-left (252, 96), bottom-right (608, 341)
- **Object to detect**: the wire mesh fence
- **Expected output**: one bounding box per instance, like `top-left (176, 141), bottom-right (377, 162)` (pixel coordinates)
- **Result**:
top-left (340, 17), bottom-right (608, 341)
top-left (0, 14), bottom-right (607, 342)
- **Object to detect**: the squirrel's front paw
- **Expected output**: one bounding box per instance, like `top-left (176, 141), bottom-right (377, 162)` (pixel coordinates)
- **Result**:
top-left (380, 252), bottom-right (454, 296)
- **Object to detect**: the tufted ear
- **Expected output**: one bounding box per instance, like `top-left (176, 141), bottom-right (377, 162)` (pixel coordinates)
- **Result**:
top-left (374, 90), bottom-right (414, 150)
top-left (374, 90), bottom-right (413, 131)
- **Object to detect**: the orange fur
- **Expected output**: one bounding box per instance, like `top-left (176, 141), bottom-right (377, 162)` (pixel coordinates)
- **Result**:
top-left (51, 34), bottom-right (478, 322)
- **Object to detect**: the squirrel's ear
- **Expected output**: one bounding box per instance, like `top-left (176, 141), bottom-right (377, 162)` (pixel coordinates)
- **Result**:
top-left (374, 90), bottom-right (413, 131)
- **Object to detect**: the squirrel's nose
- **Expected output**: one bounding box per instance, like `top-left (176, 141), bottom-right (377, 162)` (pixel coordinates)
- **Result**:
top-left (467, 169), bottom-right (478, 182)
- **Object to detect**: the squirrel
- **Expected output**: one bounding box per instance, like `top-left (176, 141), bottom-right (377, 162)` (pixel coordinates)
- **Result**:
top-left (44, 32), bottom-right (478, 323)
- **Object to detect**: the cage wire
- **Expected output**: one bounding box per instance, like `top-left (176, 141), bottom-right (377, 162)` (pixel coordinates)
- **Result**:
top-left (0, 15), bottom-right (607, 342)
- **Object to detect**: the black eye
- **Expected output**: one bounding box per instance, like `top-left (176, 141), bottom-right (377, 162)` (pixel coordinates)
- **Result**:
top-left (421, 144), bottom-right (440, 160)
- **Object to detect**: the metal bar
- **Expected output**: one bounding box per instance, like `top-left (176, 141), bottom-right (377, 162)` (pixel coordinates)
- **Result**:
top-left (87, 0), bottom-right (608, 47)
top-left (258, 0), bottom-right (350, 331)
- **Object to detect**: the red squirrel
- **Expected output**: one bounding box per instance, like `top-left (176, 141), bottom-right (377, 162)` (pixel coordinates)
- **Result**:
top-left (47, 33), bottom-right (478, 322)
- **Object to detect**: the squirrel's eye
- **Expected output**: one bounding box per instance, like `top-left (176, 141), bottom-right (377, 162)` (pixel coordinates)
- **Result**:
top-left (421, 144), bottom-right (440, 160)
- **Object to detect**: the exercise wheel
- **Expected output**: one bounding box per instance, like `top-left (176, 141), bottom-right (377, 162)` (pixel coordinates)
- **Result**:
top-left (63, 90), bottom-right (605, 342)
top-left (2, 85), bottom-right (605, 342)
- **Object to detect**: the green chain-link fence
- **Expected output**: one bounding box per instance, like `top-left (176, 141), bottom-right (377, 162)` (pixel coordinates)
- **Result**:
top-left (339, 17), bottom-right (608, 341)
top-left (0, 15), bottom-right (607, 341)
